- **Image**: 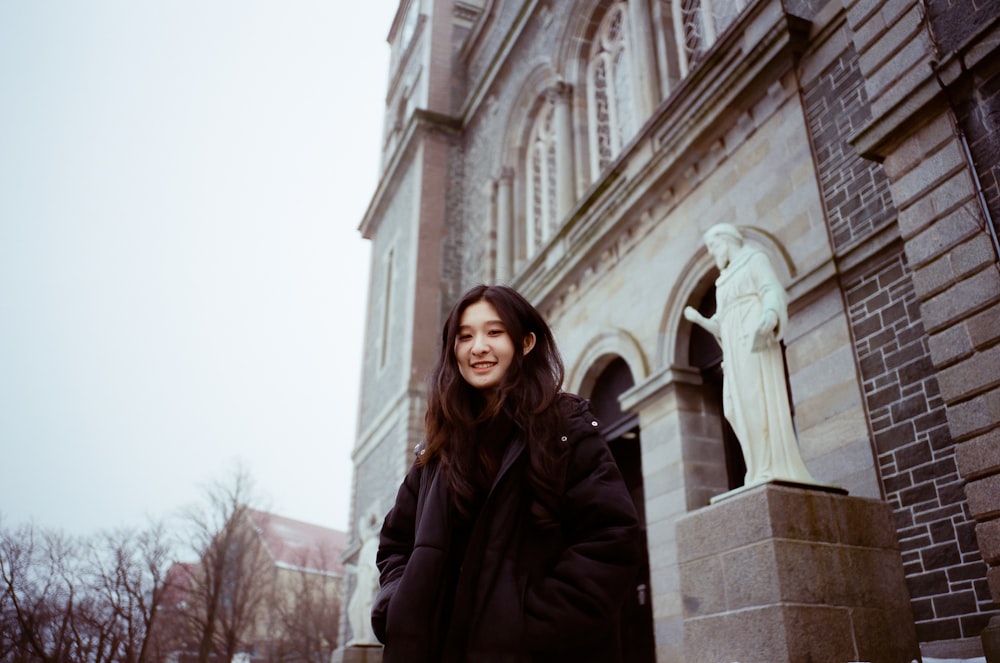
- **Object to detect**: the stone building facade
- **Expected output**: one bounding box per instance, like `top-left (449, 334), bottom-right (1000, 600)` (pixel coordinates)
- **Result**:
top-left (341, 0), bottom-right (1000, 660)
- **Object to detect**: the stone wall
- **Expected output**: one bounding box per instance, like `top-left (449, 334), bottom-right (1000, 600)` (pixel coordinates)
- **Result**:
top-left (799, 4), bottom-right (998, 647)
top-left (352, 0), bottom-right (1000, 659)
top-left (846, 0), bottom-right (1000, 654)
top-left (356, 166), bottom-right (417, 428)
top-left (845, 249), bottom-right (991, 642)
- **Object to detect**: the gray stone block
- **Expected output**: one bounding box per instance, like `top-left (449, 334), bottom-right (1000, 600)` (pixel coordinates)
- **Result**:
top-left (676, 488), bottom-right (772, 562)
top-left (678, 554), bottom-right (725, 617)
top-left (967, 474), bottom-right (1000, 520)
top-left (781, 605), bottom-right (857, 662)
top-left (957, 428), bottom-right (1000, 479)
top-left (721, 541), bottom-right (783, 609)
top-left (678, 483), bottom-right (920, 662)
top-left (831, 492), bottom-right (903, 549)
top-left (764, 486), bottom-right (840, 541)
top-left (982, 615), bottom-right (1000, 663)
top-left (331, 645), bottom-right (383, 663)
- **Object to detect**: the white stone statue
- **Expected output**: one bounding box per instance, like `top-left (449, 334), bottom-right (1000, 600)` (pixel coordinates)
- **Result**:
top-left (684, 223), bottom-right (817, 488)
top-left (345, 502), bottom-right (382, 646)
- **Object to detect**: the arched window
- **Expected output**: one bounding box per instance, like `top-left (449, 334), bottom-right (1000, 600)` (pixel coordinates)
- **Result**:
top-left (586, 2), bottom-right (636, 178)
top-left (669, 0), bottom-right (746, 77)
top-left (522, 95), bottom-right (558, 260)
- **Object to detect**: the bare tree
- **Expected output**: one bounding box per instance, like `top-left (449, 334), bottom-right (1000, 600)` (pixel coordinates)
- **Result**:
top-left (265, 547), bottom-right (340, 663)
top-left (1, 520), bottom-right (82, 662)
top-left (2, 465), bottom-right (342, 663)
top-left (177, 465), bottom-right (274, 663)
top-left (0, 516), bottom-right (172, 663)
top-left (87, 522), bottom-right (173, 663)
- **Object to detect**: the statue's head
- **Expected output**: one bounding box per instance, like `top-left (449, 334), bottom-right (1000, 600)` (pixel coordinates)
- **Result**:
top-left (703, 223), bottom-right (743, 244)
top-left (703, 223), bottom-right (744, 269)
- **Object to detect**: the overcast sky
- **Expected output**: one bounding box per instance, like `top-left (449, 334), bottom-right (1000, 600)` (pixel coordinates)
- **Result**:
top-left (0, 1), bottom-right (397, 535)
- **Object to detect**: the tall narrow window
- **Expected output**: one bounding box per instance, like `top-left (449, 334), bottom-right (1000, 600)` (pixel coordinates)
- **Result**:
top-left (523, 96), bottom-right (558, 259)
top-left (587, 2), bottom-right (635, 179)
top-left (379, 249), bottom-right (394, 369)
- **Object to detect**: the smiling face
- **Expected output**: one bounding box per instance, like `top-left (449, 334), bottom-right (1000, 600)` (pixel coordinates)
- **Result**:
top-left (454, 299), bottom-right (535, 398)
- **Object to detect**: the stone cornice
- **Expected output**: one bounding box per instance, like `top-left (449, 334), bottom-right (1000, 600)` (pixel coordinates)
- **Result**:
top-left (619, 364), bottom-right (703, 415)
top-left (358, 108), bottom-right (462, 239)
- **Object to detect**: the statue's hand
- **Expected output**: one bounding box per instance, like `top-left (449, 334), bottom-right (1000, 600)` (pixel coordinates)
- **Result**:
top-left (686, 306), bottom-right (722, 340)
top-left (752, 310), bottom-right (779, 352)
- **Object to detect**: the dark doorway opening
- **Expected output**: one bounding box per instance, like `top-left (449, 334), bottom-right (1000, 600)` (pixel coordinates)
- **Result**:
top-left (590, 357), bottom-right (656, 663)
top-left (688, 287), bottom-right (746, 490)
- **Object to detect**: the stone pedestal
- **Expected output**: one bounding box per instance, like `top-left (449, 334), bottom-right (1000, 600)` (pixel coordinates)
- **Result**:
top-left (330, 644), bottom-right (383, 663)
top-left (983, 615), bottom-right (1000, 662)
top-left (677, 483), bottom-right (920, 663)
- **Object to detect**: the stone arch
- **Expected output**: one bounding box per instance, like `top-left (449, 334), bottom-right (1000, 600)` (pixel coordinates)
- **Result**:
top-left (554, 0), bottom-right (629, 191)
top-left (569, 338), bottom-right (657, 661)
top-left (498, 63), bottom-right (560, 171)
top-left (493, 63), bottom-right (563, 272)
top-left (554, 0), bottom-right (610, 81)
top-left (565, 327), bottom-right (649, 396)
top-left (660, 223), bottom-right (796, 370)
top-left (659, 241), bottom-right (716, 370)
top-left (740, 224), bottom-right (797, 281)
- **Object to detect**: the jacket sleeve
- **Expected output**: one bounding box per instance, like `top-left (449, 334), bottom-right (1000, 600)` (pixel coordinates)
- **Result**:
top-left (522, 426), bottom-right (641, 647)
top-left (370, 459), bottom-right (421, 643)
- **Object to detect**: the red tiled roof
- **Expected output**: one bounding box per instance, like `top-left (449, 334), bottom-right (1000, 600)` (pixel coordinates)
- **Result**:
top-left (162, 561), bottom-right (198, 606)
top-left (246, 509), bottom-right (347, 575)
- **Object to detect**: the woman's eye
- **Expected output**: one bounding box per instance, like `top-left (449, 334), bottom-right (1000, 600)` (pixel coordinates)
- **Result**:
top-left (488, 329), bottom-right (504, 336)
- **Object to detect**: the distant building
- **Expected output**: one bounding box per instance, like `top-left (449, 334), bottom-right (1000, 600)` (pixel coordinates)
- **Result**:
top-left (160, 509), bottom-right (346, 662)
top-left (345, 0), bottom-right (1000, 661)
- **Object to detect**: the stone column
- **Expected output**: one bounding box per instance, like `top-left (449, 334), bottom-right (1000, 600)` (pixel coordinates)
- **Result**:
top-left (495, 167), bottom-right (514, 283)
top-left (619, 365), bottom-right (712, 663)
top-left (671, 0), bottom-right (690, 78)
top-left (628, 0), bottom-right (662, 116)
top-left (547, 83), bottom-right (576, 223)
top-left (651, 0), bottom-right (674, 97)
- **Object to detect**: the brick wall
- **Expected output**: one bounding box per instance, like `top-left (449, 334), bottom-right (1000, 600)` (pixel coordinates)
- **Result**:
top-left (844, 1), bottom-right (1000, 647)
top-left (801, 44), bottom-right (895, 252)
top-left (804, 44), bottom-right (996, 643)
top-left (925, 0), bottom-right (1000, 55)
top-left (846, 251), bottom-right (993, 641)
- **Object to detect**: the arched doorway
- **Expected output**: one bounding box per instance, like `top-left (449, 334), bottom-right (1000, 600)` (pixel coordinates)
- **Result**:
top-left (589, 356), bottom-right (656, 663)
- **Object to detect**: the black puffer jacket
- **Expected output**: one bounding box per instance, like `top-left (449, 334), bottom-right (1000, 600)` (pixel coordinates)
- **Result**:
top-left (371, 393), bottom-right (640, 663)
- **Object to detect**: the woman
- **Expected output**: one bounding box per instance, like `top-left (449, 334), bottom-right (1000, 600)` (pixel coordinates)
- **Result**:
top-left (371, 284), bottom-right (640, 663)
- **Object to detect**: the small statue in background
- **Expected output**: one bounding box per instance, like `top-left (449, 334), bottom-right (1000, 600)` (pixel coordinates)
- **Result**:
top-left (346, 502), bottom-right (381, 646)
top-left (684, 223), bottom-right (816, 488)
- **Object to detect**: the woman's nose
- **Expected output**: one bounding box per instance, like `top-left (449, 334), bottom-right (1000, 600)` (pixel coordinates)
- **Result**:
top-left (471, 333), bottom-right (489, 353)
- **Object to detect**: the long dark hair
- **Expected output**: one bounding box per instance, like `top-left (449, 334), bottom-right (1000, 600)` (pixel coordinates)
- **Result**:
top-left (422, 284), bottom-right (566, 525)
